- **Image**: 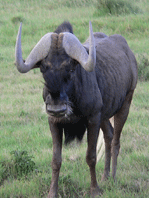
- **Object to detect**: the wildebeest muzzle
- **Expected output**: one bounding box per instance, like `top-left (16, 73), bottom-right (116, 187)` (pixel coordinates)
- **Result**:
top-left (46, 104), bottom-right (67, 118)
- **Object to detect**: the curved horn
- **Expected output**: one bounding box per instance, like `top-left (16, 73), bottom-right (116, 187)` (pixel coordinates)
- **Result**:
top-left (15, 23), bottom-right (53, 73)
top-left (62, 21), bottom-right (96, 72)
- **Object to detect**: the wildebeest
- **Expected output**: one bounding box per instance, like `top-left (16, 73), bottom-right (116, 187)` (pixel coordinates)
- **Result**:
top-left (15, 21), bottom-right (138, 198)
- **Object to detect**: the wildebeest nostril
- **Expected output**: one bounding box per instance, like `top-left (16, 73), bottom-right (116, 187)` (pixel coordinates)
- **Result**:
top-left (46, 104), bottom-right (67, 116)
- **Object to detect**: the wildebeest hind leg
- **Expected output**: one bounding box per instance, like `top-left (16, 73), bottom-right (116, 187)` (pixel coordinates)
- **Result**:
top-left (100, 119), bottom-right (113, 181)
top-left (111, 91), bottom-right (134, 180)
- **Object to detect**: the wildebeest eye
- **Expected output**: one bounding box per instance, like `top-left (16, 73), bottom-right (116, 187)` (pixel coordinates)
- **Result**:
top-left (70, 69), bottom-right (75, 73)
top-left (70, 59), bottom-right (77, 72)
top-left (63, 73), bottom-right (70, 83)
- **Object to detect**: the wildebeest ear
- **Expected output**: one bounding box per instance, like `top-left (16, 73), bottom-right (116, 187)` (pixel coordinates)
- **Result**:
top-left (39, 64), bottom-right (49, 73)
top-left (39, 59), bottom-right (53, 73)
top-left (33, 61), bottom-right (42, 69)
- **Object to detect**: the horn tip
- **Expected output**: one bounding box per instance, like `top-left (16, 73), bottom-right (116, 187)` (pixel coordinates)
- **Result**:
top-left (89, 21), bottom-right (92, 27)
top-left (89, 21), bottom-right (93, 32)
top-left (19, 22), bottom-right (22, 29)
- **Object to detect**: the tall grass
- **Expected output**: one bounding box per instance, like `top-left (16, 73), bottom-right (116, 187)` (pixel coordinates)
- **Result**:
top-left (0, 0), bottom-right (149, 197)
top-left (94, 0), bottom-right (142, 16)
top-left (136, 54), bottom-right (149, 81)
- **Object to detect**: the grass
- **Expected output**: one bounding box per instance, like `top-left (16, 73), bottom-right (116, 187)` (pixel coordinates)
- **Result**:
top-left (94, 0), bottom-right (142, 16)
top-left (0, 0), bottom-right (149, 197)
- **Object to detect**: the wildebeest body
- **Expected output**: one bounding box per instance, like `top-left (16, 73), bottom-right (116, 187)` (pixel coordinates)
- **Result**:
top-left (15, 21), bottom-right (137, 198)
top-left (42, 29), bottom-right (136, 140)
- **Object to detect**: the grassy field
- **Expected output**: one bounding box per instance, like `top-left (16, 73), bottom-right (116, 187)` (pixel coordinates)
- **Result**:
top-left (0, 0), bottom-right (149, 197)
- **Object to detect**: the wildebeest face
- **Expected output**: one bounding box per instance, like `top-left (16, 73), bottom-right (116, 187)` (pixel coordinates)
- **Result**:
top-left (41, 54), bottom-right (76, 120)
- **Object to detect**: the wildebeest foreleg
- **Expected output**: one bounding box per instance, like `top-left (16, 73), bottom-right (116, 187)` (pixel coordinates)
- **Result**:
top-left (100, 120), bottom-right (113, 181)
top-left (112, 91), bottom-right (134, 180)
top-left (48, 121), bottom-right (63, 198)
top-left (86, 118), bottom-right (101, 197)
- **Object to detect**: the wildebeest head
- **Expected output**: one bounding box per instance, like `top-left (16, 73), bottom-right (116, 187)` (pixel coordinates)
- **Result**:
top-left (15, 22), bottom-right (96, 120)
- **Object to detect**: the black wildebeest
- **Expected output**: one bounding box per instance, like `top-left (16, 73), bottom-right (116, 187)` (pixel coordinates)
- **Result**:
top-left (15, 21), bottom-right (138, 197)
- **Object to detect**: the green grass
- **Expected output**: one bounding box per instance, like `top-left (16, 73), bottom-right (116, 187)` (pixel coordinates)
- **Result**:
top-left (94, 0), bottom-right (142, 16)
top-left (0, 0), bottom-right (149, 197)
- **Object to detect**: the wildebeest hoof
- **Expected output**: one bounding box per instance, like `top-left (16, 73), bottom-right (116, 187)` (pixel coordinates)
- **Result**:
top-left (47, 192), bottom-right (58, 198)
top-left (90, 186), bottom-right (102, 197)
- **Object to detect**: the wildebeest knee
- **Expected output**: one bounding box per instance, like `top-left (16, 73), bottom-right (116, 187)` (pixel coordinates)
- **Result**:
top-left (104, 134), bottom-right (113, 146)
top-left (112, 141), bottom-right (120, 156)
top-left (86, 153), bottom-right (96, 167)
top-left (52, 157), bottom-right (62, 171)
